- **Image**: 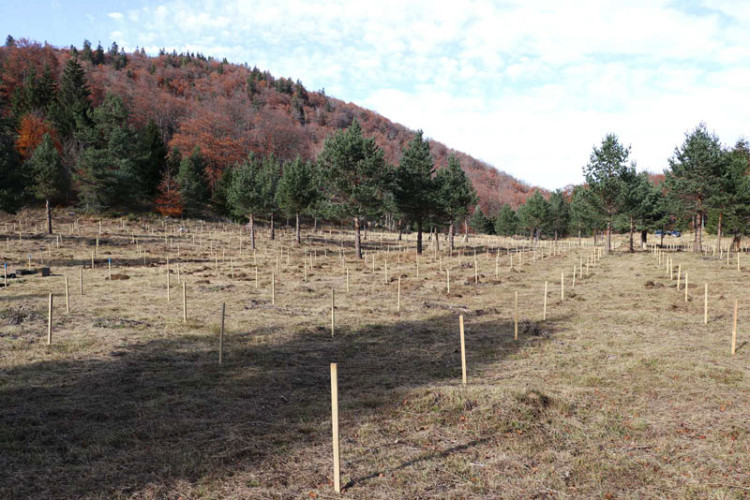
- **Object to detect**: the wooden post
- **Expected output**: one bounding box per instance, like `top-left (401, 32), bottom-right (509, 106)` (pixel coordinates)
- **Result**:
top-left (219, 302), bottom-right (225, 364)
top-left (514, 291), bottom-right (518, 340)
top-left (47, 293), bottom-right (53, 345)
top-left (271, 273), bottom-right (275, 305)
top-left (560, 272), bottom-right (564, 301)
top-left (182, 282), bottom-right (187, 323)
top-left (397, 276), bottom-right (401, 312)
top-left (64, 276), bottom-right (70, 314)
top-left (543, 281), bottom-right (548, 321)
top-left (331, 288), bottom-right (335, 337)
top-left (731, 299), bottom-right (738, 355)
top-left (330, 363), bottom-right (341, 494)
top-left (459, 315), bottom-right (467, 386)
top-left (255, 266), bottom-right (259, 289)
top-left (677, 264), bottom-right (681, 289)
top-left (704, 283), bottom-right (708, 325)
top-left (79, 266), bottom-right (83, 295)
top-left (446, 268), bottom-right (450, 294)
top-left (684, 273), bottom-right (689, 302)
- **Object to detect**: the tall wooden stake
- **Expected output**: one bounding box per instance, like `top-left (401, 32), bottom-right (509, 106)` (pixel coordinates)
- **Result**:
top-left (219, 303), bottom-right (225, 364)
top-left (47, 293), bottom-right (53, 345)
top-left (330, 363), bottom-right (341, 494)
top-left (64, 276), bottom-right (70, 314)
top-left (459, 315), bottom-right (467, 386)
top-left (731, 299), bottom-right (738, 355)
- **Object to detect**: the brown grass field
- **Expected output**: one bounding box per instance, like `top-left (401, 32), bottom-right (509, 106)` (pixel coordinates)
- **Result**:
top-left (1, 209), bottom-right (748, 499)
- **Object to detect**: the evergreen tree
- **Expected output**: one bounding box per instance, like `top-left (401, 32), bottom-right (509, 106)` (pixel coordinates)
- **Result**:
top-left (394, 130), bottom-right (437, 254)
top-left (517, 191), bottom-right (550, 243)
top-left (721, 142), bottom-right (750, 250)
top-left (569, 185), bottom-right (604, 243)
top-left (211, 165), bottom-right (234, 218)
top-left (260, 154), bottom-right (281, 240)
top-left (138, 119), bottom-right (167, 198)
top-left (620, 170), bottom-right (653, 252)
top-left (26, 133), bottom-right (66, 232)
top-left (228, 153), bottom-right (265, 249)
top-left (276, 157), bottom-right (317, 244)
top-left (494, 203), bottom-right (518, 236)
top-left (5, 35), bottom-right (15, 47)
top-left (177, 147), bottom-right (209, 217)
top-left (469, 205), bottom-right (493, 234)
top-left (583, 133), bottom-right (634, 252)
top-left (93, 42), bottom-right (105, 65)
top-left (435, 154), bottom-right (476, 249)
top-left (547, 189), bottom-right (570, 240)
top-left (0, 110), bottom-right (26, 213)
top-left (81, 40), bottom-right (93, 62)
top-left (317, 119), bottom-right (390, 259)
top-left (50, 56), bottom-right (92, 138)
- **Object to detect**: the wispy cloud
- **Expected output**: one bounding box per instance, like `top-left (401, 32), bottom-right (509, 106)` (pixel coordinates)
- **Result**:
top-left (105, 0), bottom-right (750, 189)
top-left (107, 12), bottom-right (123, 20)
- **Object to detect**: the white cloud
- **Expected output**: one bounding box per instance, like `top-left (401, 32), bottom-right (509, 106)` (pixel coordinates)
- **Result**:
top-left (107, 12), bottom-right (123, 20)
top-left (104, 0), bottom-right (750, 190)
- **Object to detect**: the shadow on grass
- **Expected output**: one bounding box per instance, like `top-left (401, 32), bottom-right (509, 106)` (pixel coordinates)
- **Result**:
top-left (0, 303), bottom-right (568, 497)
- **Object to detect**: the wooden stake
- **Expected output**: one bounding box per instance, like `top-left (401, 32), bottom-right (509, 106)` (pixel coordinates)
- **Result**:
top-left (47, 293), bottom-right (53, 345)
top-left (543, 281), bottom-right (548, 321)
top-left (271, 273), bottom-right (275, 305)
top-left (219, 302), bottom-right (225, 364)
top-left (561, 272), bottom-right (565, 301)
top-left (182, 282), bottom-right (187, 323)
top-left (397, 276), bottom-right (402, 312)
top-left (704, 283), bottom-right (708, 325)
top-left (331, 288), bottom-right (335, 337)
top-left (684, 272), bottom-right (689, 302)
top-left (514, 291), bottom-right (518, 340)
top-left (731, 299), bottom-right (738, 355)
top-left (79, 266), bottom-right (83, 295)
top-left (459, 315), bottom-right (467, 386)
top-left (330, 363), bottom-right (341, 494)
top-left (65, 276), bottom-right (70, 314)
top-left (677, 264), bottom-right (681, 289)
top-left (255, 266), bottom-right (259, 289)
top-left (446, 268), bottom-right (450, 294)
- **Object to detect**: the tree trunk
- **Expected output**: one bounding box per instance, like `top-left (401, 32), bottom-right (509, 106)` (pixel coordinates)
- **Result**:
top-left (660, 232), bottom-right (665, 247)
top-left (434, 227), bottom-right (440, 251)
top-left (606, 221), bottom-right (612, 253)
top-left (578, 229), bottom-right (582, 247)
top-left (354, 217), bottom-right (362, 259)
top-left (249, 213), bottom-right (255, 250)
top-left (463, 217), bottom-right (468, 242)
top-left (554, 230), bottom-right (558, 242)
top-left (313, 216), bottom-right (318, 233)
top-left (594, 231), bottom-right (598, 245)
top-left (416, 220), bottom-right (423, 254)
top-left (693, 212), bottom-right (701, 253)
top-left (45, 199), bottom-right (52, 234)
top-left (641, 230), bottom-right (647, 249)
top-left (295, 212), bottom-right (300, 245)
top-left (716, 212), bottom-right (722, 252)
top-left (270, 212), bottom-right (275, 240)
top-left (449, 222), bottom-right (455, 251)
top-left (629, 216), bottom-right (635, 253)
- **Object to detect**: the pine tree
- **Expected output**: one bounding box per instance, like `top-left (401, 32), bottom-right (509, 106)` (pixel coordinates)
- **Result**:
top-left (494, 204), bottom-right (519, 236)
top-left (276, 157), bottom-right (317, 244)
top-left (435, 154), bottom-right (476, 249)
top-left (259, 154), bottom-right (281, 240)
top-left (138, 119), bottom-right (167, 198)
top-left (469, 206), bottom-right (493, 234)
top-left (177, 147), bottom-right (209, 217)
top-left (228, 154), bottom-right (265, 249)
top-left (517, 191), bottom-right (550, 243)
top-left (547, 189), bottom-right (570, 240)
top-left (583, 133), bottom-right (634, 252)
top-left (50, 56), bottom-right (92, 138)
top-left (26, 134), bottom-right (66, 232)
top-left (0, 110), bottom-right (26, 213)
top-left (317, 119), bottom-right (390, 259)
top-left (394, 130), bottom-right (436, 254)
top-left (665, 123), bottom-right (726, 252)
top-left (620, 171), bottom-right (652, 251)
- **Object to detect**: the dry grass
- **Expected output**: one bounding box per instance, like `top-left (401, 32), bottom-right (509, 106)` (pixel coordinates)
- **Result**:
top-left (1, 210), bottom-right (748, 499)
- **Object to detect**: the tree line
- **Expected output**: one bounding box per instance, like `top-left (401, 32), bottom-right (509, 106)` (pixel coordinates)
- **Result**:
top-left (469, 127), bottom-right (750, 253)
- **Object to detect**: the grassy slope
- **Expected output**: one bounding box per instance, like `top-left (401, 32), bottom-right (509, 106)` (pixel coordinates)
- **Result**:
top-left (0, 211), bottom-right (748, 499)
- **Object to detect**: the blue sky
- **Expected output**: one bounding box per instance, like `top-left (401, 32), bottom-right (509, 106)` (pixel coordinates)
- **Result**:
top-left (2, 0), bottom-right (750, 189)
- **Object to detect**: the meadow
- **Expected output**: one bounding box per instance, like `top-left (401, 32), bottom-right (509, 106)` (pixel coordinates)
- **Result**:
top-left (1, 210), bottom-right (748, 499)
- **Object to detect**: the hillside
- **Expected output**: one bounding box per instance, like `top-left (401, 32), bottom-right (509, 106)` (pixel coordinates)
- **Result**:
top-left (0, 39), bottom-right (541, 214)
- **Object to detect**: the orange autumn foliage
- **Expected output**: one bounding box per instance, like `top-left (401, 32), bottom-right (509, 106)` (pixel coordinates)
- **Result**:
top-left (15, 114), bottom-right (61, 160)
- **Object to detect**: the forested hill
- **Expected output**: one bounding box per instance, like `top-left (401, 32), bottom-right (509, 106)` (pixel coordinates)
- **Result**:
top-left (0, 38), bottom-right (541, 215)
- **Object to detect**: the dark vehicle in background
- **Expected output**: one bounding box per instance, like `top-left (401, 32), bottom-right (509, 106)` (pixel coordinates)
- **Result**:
top-left (670, 230), bottom-right (681, 237)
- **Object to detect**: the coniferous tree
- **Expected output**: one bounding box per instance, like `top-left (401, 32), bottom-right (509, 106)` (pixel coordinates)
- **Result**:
top-left (317, 119), bottom-right (390, 259)
top-left (26, 134), bottom-right (66, 232)
top-left (547, 189), bottom-right (570, 240)
top-left (0, 109), bottom-right (26, 213)
top-left (665, 123), bottom-right (727, 253)
top-left (583, 133), bottom-right (634, 252)
top-left (494, 203), bottom-right (519, 236)
top-left (435, 154), bottom-right (476, 249)
top-left (50, 56), bottom-right (92, 138)
top-left (177, 147), bottom-right (209, 217)
top-left (517, 191), bottom-right (550, 243)
top-left (138, 119), bottom-right (167, 198)
top-left (228, 153), bottom-right (265, 249)
top-left (620, 171), bottom-right (653, 251)
top-left (260, 154), bottom-right (281, 240)
top-left (469, 206), bottom-right (493, 234)
top-left (276, 157), bottom-right (317, 244)
top-left (394, 130), bottom-right (437, 254)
